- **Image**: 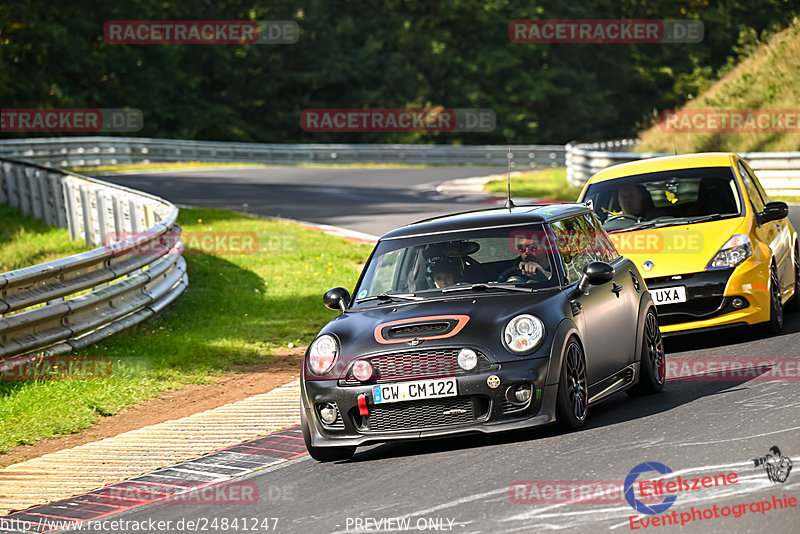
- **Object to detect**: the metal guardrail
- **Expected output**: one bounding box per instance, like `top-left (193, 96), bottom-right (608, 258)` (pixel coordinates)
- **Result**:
top-left (566, 140), bottom-right (800, 195)
top-left (0, 158), bottom-right (188, 360)
top-left (0, 137), bottom-right (566, 169)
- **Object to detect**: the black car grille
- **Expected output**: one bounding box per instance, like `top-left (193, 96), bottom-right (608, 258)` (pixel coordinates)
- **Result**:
top-left (501, 397), bottom-right (523, 414)
top-left (341, 348), bottom-right (494, 384)
top-left (365, 396), bottom-right (482, 432)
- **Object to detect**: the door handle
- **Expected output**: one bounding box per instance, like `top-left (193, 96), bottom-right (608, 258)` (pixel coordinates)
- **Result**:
top-left (611, 283), bottom-right (623, 297)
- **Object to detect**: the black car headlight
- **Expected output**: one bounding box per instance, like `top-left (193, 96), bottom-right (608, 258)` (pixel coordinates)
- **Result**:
top-left (308, 334), bottom-right (338, 375)
top-left (503, 314), bottom-right (544, 353)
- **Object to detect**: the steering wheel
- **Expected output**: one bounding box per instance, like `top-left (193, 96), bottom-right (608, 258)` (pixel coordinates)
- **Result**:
top-left (499, 265), bottom-right (523, 281)
top-left (605, 213), bottom-right (639, 222)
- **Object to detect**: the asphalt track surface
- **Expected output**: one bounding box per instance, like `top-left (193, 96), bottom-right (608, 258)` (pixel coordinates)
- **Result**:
top-left (96, 166), bottom-right (509, 237)
top-left (76, 167), bottom-right (799, 534)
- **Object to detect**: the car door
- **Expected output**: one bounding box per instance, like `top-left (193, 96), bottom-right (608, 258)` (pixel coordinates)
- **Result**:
top-left (738, 159), bottom-right (791, 290)
top-left (552, 214), bottom-right (637, 386)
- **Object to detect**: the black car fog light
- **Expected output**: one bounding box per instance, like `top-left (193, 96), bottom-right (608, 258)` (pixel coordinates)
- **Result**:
top-left (732, 297), bottom-right (744, 309)
top-left (352, 360), bottom-right (373, 381)
top-left (457, 348), bottom-right (478, 371)
top-left (511, 384), bottom-right (532, 404)
top-left (318, 403), bottom-right (338, 424)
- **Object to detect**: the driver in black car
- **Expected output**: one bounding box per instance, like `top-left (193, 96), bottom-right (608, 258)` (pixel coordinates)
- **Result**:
top-left (501, 235), bottom-right (553, 284)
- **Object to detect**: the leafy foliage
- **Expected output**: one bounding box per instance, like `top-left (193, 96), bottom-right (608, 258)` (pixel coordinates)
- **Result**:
top-left (1, 0), bottom-right (798, 144)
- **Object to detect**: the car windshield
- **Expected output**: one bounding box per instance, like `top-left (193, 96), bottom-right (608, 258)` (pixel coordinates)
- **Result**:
top-left (352, 225), bottom-right (560, 303)
top-left (582, 167), bottom-right (743, 232)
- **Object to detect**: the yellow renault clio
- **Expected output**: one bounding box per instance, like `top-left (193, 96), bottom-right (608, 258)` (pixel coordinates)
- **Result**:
top-left (578, 153), bottom-right (799, 335)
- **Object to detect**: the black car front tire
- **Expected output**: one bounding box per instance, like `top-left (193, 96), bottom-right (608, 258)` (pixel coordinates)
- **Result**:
top-left (556, 338), bottom-right (588, 430)
top-left (301, 411), bottom-right (356, 462)
top-left (628, 309), bottom-right (665, 396)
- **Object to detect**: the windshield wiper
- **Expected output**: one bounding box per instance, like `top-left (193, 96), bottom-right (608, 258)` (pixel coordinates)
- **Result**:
top-left (442, 283), bottom-right (534, 294)
top-left (610, 213), bottom-right (730, 232)
top-left (355, 292), bottom-right (423, 303)
top-left (680, 213), bottom-right (730, 224)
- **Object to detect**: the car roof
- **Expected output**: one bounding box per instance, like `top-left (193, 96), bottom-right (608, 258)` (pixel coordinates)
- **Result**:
top-left (380, 203), bottom-right (591, 240)
top-left (587, 152), bottom-right (737, 184)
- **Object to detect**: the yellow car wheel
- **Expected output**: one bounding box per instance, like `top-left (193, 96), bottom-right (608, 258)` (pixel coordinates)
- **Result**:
top-left (764, 264), bottom-right (784, 334)
top-left (791, 243), bottom-right (800, 313)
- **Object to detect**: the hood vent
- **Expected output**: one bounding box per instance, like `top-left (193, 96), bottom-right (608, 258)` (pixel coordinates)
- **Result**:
top-left (384, 321), bottom-right (453, 340)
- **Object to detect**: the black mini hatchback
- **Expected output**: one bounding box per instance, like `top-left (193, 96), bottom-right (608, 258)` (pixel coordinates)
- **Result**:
top-left (301, 204), bottom-right (664, 461)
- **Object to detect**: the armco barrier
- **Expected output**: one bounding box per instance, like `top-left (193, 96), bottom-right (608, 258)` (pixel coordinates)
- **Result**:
top-left (0, 137), bottom-right (566, 169)
top-left (566, 140), bottom-right (800, 195)
top-left (0, 158), bottom-right (187, 360)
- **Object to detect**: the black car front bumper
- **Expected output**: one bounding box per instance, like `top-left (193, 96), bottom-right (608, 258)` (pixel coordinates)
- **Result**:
top-left (301, 357), bottom-right (555, 448)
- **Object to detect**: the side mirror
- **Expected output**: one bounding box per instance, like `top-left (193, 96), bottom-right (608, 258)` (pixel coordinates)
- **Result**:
top-left (323, 287), bottom-right (350, 312)
top-left (577, 261), bottom-right (615, 295)
top-left (761, 201), bottom-right (789, 223)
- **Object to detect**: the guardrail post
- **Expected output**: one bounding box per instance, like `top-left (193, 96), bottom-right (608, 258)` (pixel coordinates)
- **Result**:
top-left (37, 171), bottom-right (55, 227)
top-left (112, 196), bottom-right (124, 237)
top-left (20, 167), bottom-right (35, 216)
top-left (143, 205), bottom-right (156, 229)
top-left (96, 191), bottom-right (108, 246)
top-left (79, 185), bottom-right (94, 247)
top-left (50, 173), bottom-right (68, 229)
top-left (30, 169), bottom-right (44, 222)
top-left (8, 165), bottom-right (21, 208)
top-left (0, 162), bottom-right (8, 205)
top-left (63, 183), bottom-right (80, 241)
top-left (129, 200), bottom-right (141, 233)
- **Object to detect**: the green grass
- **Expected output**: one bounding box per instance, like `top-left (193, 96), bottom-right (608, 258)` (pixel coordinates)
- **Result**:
top-left (0, 204), bottom-right (88, 272)
top-left (637, 19), bottom-right (800, 153)
top-left (484, 167), bottom-right (582, 201)
top-left (0, 207), bottom-right (372, 455)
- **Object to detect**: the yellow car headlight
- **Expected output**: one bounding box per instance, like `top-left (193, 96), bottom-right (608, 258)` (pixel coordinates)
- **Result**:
top-left (706, 234), bottom-right (752, 270)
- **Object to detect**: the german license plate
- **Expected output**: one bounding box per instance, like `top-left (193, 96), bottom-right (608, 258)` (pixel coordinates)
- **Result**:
top-left (651, 286), bottom-right (687, 304)
top-left (372, 379), bottom-right (457, 404)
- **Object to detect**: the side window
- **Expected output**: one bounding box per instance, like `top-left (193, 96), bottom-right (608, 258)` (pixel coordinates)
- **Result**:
top-left (369, 249), bottom-right (403, 294)
top-left (738, 160), bottom-right (765, 212)
top-left (551, 217), bottom-right (595, 284)
top-left (584, 212), bottom-right (619, 262)
top-left (744, 161), bottom-right (771, 204)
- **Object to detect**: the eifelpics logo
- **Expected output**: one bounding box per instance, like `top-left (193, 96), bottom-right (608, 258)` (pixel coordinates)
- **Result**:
top-left (624, 462), bottom-right (678, 515)
top-left (625, 451), bottom-right (796, 530)
top-left (753, 446), bottom-right (792, 483)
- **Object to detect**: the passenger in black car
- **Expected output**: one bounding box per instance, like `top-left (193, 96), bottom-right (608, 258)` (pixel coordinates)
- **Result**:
top-left (426, 255), bottom-right (463, 288)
